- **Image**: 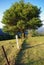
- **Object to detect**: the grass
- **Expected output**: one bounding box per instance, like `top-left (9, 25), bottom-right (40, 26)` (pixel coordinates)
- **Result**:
top-left (0, 39), bottom-right (22, 65)
top-left (0, 36), bottom-right (44, 65)
top-left (26, 36), bottom-right (44, 65)
top-left (15, 36), bottom-right (44, 65)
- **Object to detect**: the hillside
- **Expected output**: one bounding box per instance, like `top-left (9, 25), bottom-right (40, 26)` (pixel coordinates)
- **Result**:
top-left (0, 39), bottom-right (22, 65)
top-left (0, 29), bottom-right (8, 36)
top-left (15, 36), bottom-right (44, 65)
top-left (38, 26), bottom-right (44, 33)
top-left (0, 29), bottom-right (4, 35)
top-left (0, 37), bottom-right (44, 65)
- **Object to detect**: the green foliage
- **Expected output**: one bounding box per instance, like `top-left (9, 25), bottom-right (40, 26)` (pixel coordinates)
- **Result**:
top-left (31, 30), bottom-right (39, 37)
top-left (17, 20), bottom-right (25, 31)
top-left (2, 0), bottom-right (42, 35)
top-left (28, 17), bottom-right (42, 29)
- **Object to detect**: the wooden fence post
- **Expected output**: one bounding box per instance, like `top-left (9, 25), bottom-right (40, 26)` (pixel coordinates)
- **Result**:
top-left (2, 46), bottom-right (10, 65)
top-left (16, 35), bottom-right (19, 49)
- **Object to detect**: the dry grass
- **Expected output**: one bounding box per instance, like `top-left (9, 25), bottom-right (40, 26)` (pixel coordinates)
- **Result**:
top-left (21, 36), bottom-right (44, 65)
top-left (0, 36), bottom-right (44, 65)
top-left (0, 39), bottom-right (22, 65)
top-left (15, 36), bottom-right (44, 65)
top-left (27, 36), bottom-right (44, 46)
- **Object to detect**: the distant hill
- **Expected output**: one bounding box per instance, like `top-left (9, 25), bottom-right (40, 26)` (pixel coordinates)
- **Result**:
top-left (0, 29), bottom-right (9, 36)
top-left (37, 26), bottom-right (44, 33)
top-left (0, 29), bottom-right (5, 35)
top-left (0, 29), bottom-right (14, 40)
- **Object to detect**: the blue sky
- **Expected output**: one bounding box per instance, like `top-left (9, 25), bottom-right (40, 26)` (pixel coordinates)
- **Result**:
top-left (0, 0), bottom-right (44, 28)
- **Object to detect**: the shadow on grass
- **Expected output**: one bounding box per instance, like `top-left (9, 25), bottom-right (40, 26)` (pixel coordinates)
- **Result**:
top-left (15, 39), bottom-right (44, 65)
top-left (15, 39), bottom-right (28, 65)
top-left (21, 42), bottom-right (44, 50)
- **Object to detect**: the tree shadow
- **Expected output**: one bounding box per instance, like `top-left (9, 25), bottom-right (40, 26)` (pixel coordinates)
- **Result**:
top-left (21, 41), bottom-right (44, 50)
top-left (15, 39), bottom-right (44, 65)
top-left (15, 39), bottom-right (28, 65)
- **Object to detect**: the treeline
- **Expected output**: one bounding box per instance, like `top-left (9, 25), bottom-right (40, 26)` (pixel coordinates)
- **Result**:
top-left (28, 30), bottom-right (44, 37)
top-left (0, 34), bottom-right (14, 41)
top-left (30, 30), bottom-right (44, 37)
top-left (0, 29), bottom-right (15, 41)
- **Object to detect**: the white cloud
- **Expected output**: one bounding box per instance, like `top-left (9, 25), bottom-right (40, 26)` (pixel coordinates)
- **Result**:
top-left (0, 14), bottom-right (4, 28)
top-left (40, 12), bottom-right (44, 24)
top-left (40, 12), bottom-right (44, 28)
top-left (40, 15), bottom-right (44, 21)
top-left (0, 14), bottom-right (3, 21)
top-left (0, 22), bottom-right (4, 28)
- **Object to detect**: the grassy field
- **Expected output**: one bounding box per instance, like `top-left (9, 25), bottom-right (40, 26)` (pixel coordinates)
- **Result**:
top-left (15, 36), bottom-right (44, 65)
top-left (26, 36), bottom-right (44, 65)
top-left (0, 36), bottom-right (44, 65)
top-left (0, 39), bottom-right (22, 65)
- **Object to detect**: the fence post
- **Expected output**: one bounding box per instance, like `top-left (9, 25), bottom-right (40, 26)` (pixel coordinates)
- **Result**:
top-left (16, 35), bottom-right (19, 49)
top-left (2, 46), bottom-right (10, 65)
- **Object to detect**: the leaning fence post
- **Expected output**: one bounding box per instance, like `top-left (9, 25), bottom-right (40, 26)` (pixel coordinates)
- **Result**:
top-left (2, 46), bottom-right (10, 65)
top-left (16, 35), bottom-right (19, 49)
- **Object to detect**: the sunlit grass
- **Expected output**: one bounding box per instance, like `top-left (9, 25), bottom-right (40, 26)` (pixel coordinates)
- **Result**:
top-left (0, 36), bottom-right (44, 65)
top-left (0, 39), bottom-right (22, 65)
top-left (21, 36), bottom-right (44, 65)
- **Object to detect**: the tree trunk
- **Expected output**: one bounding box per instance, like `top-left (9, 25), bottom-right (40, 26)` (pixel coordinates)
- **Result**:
top-left (24, 32), bottom-right (25, 38)
top-left (22, 33), bottom-right (24, 39)
top-left (21, 31), bottom-right (25, 39)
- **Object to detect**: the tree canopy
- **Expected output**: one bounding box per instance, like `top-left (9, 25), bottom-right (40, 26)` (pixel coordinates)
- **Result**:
top-left (2, 0), bottom-right (42, 35)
